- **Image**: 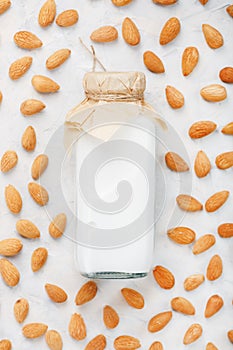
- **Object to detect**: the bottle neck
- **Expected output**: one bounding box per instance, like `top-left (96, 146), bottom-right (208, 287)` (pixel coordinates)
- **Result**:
top-left (85, 90), bottom-right (144, 102)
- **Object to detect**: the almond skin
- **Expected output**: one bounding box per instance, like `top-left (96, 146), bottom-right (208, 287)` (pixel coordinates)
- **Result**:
top-left (165, 152), bottom-right (189, 172)
top-left (45, 330), bottom-right (63, 350)
top-left (215, 152), bottom-right (233, 170)
top-left (56, 9), bottom-right (79, 27)
top-left (122, 17), bottom-right (140, 46)
top-left (38, 0), bottom-right (56, 27)
top-left (0, 339), bottom-right (12, 350)
top-left (226, 5), bottom-right (233, 17)
top-left (5, 184), bottom-right (22, 214)
top-left (205, 190), bottom-right (229, 212)
top-left (200, 84), bottom-right (227, 102)
top-left (176, 194), bottom-right (203, 212)
top-left (103, 305), bottom-right (119, 329)
top-left (21, 126), bottom-right (36, 152)
top-left (16, 219), bottom-right (40, 239)
top-left (143, 51), bottom-right (165, 73)
top-left (68, 313), bottom-right (86, 341)
top-left (75, 281), bottom-right (97, 305)
top-left (1, 150), bottom-right (18, 172)
top-left (121, 288), bottom-right (144, 309)
top-left (90, 26), bottom-right (118, 43)
top-left (114, 335), bottom-right (141, 349)
top-left (206, 343), bottom-right (218, 350)
top-left (32, 75), bottom-right (60, 93)
top-left (205, 294), bottom-right (223, 318)
top-left (28, 182), bottom-right (49, 206)
top-left (14, 31), bottom-right (43, 50)
top-left (0, 258), bottom-right (20, 287)
top-left (184, 274), bottom-right (205, 291)
top-left (206, 254), bottom-right (223, 281)
top-left (31, 154), bottom-right (48, 180)
top-left (159, 17), bottom-right (180, 45)
top-left (49, 213), bottom-right (66, 238)
top-left (148, 311), bottom-right (172, 333)
top-left (202, 24), bottom-right (224, 49)
top-left (199, 0), bottom-right (208, 5)
top-left (22, 323), bottom-right (48, 338)
top-left (192, 234), bottom-right (216, 255)
top-left (14, 298), bottom-right (29, 323)
top-left (149, 342), bottom-right (163, 350)
top-left (31, 247), bottom-right (48, 272)
top-left (46, 48), bottom-right (71, 70)
top-left (0, 238), bottom-right (23, 256)
top-left (9, 56), bottom-right (32, 80)
top-left (20, 99), bottom-right (46, 116)
top-left (0, 0), bottom-right (11, 14)
top-left (222, 122), bottom-right (233, 135)
top-left (183, 324), bottom-right (203, 345)
top-left (165, 85), bottom-right (184, 109)
top-left (167, 227), bottom-right (196, 245)
top-left (171, 297), bottom-right (195, 315)
top-left (194, 150), bottom-right (211, 178)
top-left (153, 0), bottom-right (177, 5)
top-left (153, 265), bottom-right (175, 289)
top-left (182, 46), bottom-right (199, 76)
top-left (45, 283), bottom-right (68, 303)
top-left (189, 121), bottom-right (217, 139)
top-left (228, 330), bottom-right (233, 343)
top-left (112, 0), bottom-right (132, 5)
top-left (0, 91), bottom-right (2, 103)
top-left (85, 334), bottom-right (106, 350)
top-left (219, 67), bottom-right (233, 83)
top-left (218, 223), bottom-right (233, 238)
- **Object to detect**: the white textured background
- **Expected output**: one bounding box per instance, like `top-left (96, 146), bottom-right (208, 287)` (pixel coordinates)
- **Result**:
top-left (0, 0), bottom-right (232, 349)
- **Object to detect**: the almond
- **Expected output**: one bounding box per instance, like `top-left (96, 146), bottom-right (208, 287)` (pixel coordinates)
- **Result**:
top-left (21, 126), bottom-right (36, 152)
top-left (14, 31), bottom-right (43, 50)
top-left (143, 51), bottom-right (165, 73)
top-left (68, 313), bottom-right (86, 341)
top-left (22, 323), bottom-right (48, 338)
top-left (184, 274), bottom-right (205, 291)
top-left (205, 294), bottom-right (223, 318)
top-left (171, 297), bottom-right (195, 315)
top-left (218, 223), bottom-right (233, 238)
top-left (121, 288), bottom-right (144, 309)
top-left (165, 85), bottom-right (184, 109)
top-left (206, 342), bottom-right (218, 350)
top-left (192, 234), bottom-right (216, 255)
top-left (222, 122), bottom-right (233, 135)
top-left (215, 151), bottom-right (233, 169)
top-left (5, 184), bottom-right (22, 214)
top-left (183, 324), bottom-right (202, 345)
top-left (16, 219), bottom-right (40, 239)
top-left (85, 334), bottom-right (106, 350)
top-left (14, 298), bottom-right (29, 323)
top-left (32, 75), bottom-right (60, 93)
top-left (28, 182), bottom-right (49, 206)
top-left (1, 150), bottom-right (18, 172)
top-left (56, 9), bottom-right (79, 27)
top-left (45, 330), bottom-right (63, 350)
top-left (148, 311), bottom-right (172, 333)
top-left (45, 283), bottom-right (68, 303)
top-left (49, 213), bottom-right (66, 238)
top-left (200, 84), bottom-right (227, 102)
top-left (38, 0), bottom-right (56, 27)
top-left (75, 281), bottom-right (97, 305)
top-left (199, 0), bottom-right (208, 5)
top-left (0, 258), bottom-right (20, 287)
top-left (103, 305), bottom-right (119, 329)
top-left (31, 247), bottom-right (48, 272)
top-left (194, 150), bottom-right (211, 178)
top-left (176, 194), bottom-right (203, 211)
top-left (31, 154), bottom-right (48, 180)
top-left (153, 265), bottom-right (175, 289)
top-left (90, 26), bottom-right (118, 43)
top-left (226, 5), bottom-right (233, 17)
top-left (165, 152), bottom-right (189, 172)
top-left (219, 67), bottom-right (233, 83)
top-left (167, 227), bottom-right (195, 245)
top-left (114, 335), bottom-right (141, 349)
top-left (182, 46), bottom-right (199, 76)
top-left (112, 0), bottom-right (132, 5)
top-left (205, 190), bottom-right (229, 212)
top-left (0, 91), bottom-right (3, 103)
top-left (122, 17), bottom-right (140, 46)
top-left (202, 24), bottom-right (224, 49)
top-left (0, 0), bottom-right (11, 14)
top-left (46, 48), bottom-right (71, 70)
top-left (189, 121), bottom-right (217, 139)
top-left (20, 99), bottom-right (46, 116)
top-left (159, 17), bottom-right (180, 45)
top-left (228, 330), bottom-right (233, 343)
top-left (0, 339), bottom-right (11, 350)
top-left (149, 342), bottom-right (163, 350)
top-left (153, 0), bottom-right (177, 5)
top-left (9, 56), bottom-right (32, 80)
top-left (0, 238), bottom-right (23, 256)
top-left (206, 254), bottom-right (223, 281)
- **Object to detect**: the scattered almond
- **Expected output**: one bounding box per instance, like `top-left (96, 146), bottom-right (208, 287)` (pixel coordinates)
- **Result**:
top-left (192, 234), bottom-right (216, 255)
top-left (112, 0), bottom-right (132, 5)
top-left (32, 75), bottom-right (60, 93)
top-left (0, 339), bottom-right (11, 350)
top-left (22, 323), bottom-right (48, 338)
top-left (14, 298), bottom-right (29, 323)
top-left (75, 281), bottom-right (97, 305)
top-left (159, 17), bottom-right (180, 45)
top-left (9, 56), bottom-right (32, 80)
top-left (194, 151), bottom-right (211, 178)
top-left (85, 334), bottom-right (106, 350)
top-left (200, 84), bottom-right (227, 102)
top-left (199, 0), bottom-right (208, 5)
top-left (215, 151), bottom-right (233, 169)
top-left (153, 0), bottom-right (177, 5)
top-left (31, 154), bottom-right (48, 180)
top-left (5, 184), bottom-right (22, 214)
top-left (218, 223), bottom-right (233, 238)
top-left (28, 182), bottom-right (49, 206)
top-left (165, 152), bottom-right (189, 172)
top-left (114, 335), bottom-right (141, 349)
top-left (0, 238), bottom-right (23, 256)
top-left (45, 330), bottom-right (63, 350)
top-left (103, 305), bottom-right (119, 329)
top-left (206, 254), bottom-right (223, 281)
top-left (21, 126), bottom-right (36, 152)
top-left (183, 324), bottom-right (202, 345)
top-left (182, 46), bottom-right (199, 76)
top-left (121, 288), bottom-right (144, 309)
top-left (45, 283), bottom-right (68, 303)
top-left (20, 99), bottom-right (46, 116)
top-left (202, 24), bottom-right (224, 49)
top-left (14, 31), bottom-right (43, 50)
top-left (1, 150), bottom-right (18, 172)
top-left (46, 48), bottom-right (71, 70)
top-left (222, 122), bottom-right (233, 135)
top-left (148, 311), bottom-right (172, 333)
top-left (189, 121), bottom-right (217, 139)
top-left (184, 274), bottom-right (205, 291)
top-left (56, 9), bottom-right (79, 27)
top-left (176, 194), bottom-right (203, 211)
top-left (153, 265), bottom-right (175, 289)
top-left (228, 330), bottom-right (233, 343)
top-left (0, 258), bottom-right (20, 287)
top-left (205, 294), bottom-right (223, 318)
top-left (206, 342), bottom-right (218, 350)
top-left (205, 190), bottom-right (229, 212)
top-left (226, 5), bottom-right (233, 17)
top-left (90, 26), bottom-right (118, 43)
top-left (31, 247), bottom-right (48, 272)
top-left (16, 219), bottom-right (40, 239)
top-left (143, 51), bottom-right (165, 73)
top-left (0, 91), bottom-right (2, 103)
top-left (122, 17), bottom-right (140, 46)
top-left (0, 0), bottom-right (11, 14)
top-left (149, 341), bottom-right (163, 350)
top-left (38, 0), bottom-right (56, 27)
top-left (68, 313), bottom-right (86, 341)
top-left (49, 213), bottom-right (66, 238)
top-left (171, 297), bottom-right (195, 315)
top-left (167, 226), bottom-right (195, 245)
top-left (165, 85), bottom-right (184, 109)
top-left (219, 67), bottom-right (233, 83)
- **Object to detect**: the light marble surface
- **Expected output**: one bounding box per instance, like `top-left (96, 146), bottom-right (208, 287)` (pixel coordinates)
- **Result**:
top-left (0, 0), bottom-right (232, 349)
